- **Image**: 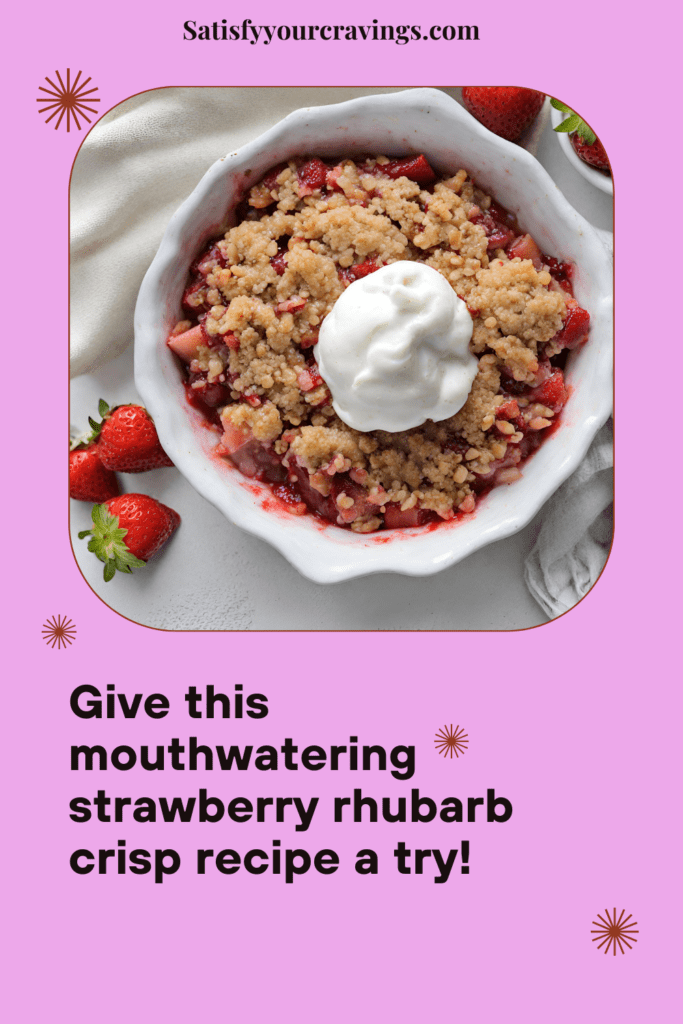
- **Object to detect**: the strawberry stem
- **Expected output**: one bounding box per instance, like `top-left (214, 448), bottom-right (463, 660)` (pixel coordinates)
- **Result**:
top-left (78, 503), bottom-right (146, 582)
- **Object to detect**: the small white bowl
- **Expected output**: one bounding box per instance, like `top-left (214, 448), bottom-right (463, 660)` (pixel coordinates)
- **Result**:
top-left (135, 88), bottom-right (612, 584)
top-left (550, 105), bottom-right (613, 197)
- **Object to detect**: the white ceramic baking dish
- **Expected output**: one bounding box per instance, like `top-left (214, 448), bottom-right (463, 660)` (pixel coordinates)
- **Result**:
top-left (134, 87), bottom-right (612, 584)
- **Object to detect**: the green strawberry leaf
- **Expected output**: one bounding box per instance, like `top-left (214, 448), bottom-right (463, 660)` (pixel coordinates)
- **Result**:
top-left (576, 122), bottom-right (596, 146)
top-left (554, 113), bottom-right (582, 134)
top-left (550, 98), bottom-right (572, 113)
top-left (90, 503), bottom-right (107, 529)
top-left (80, 503), bottom-right (146, 581)
top-left (72, 399), bottom-right (111, 451)
top-left (552, 103), bottom-right (598, 146)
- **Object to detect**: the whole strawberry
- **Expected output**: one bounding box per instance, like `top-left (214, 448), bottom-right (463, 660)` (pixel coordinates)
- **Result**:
top-left (69, 443), bottom-right (120, 503)
top-left (461, 87), bottom-right (545, 142)
top-left (551, 99), bottom-right (610, 172)
top-left (79, 494), bottom-right (181, 581)
top-left (570, 132), bottom-right (609, 171)
top-left (88, 400), bottom-right (173, 472)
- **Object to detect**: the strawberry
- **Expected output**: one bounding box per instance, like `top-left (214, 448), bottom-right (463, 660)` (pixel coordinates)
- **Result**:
top-left (69, 444), bottom-right (120, 503)
top-left (78, 494), bottom-right (180, 582)
top-left (555, 304), bottom-right (590, 349)
top-left (506, 233), bottom-right (544, 269)
top-left (550, 99), bottom-right (610, 171)
top-left (570, 133), bottom-right (610, 171)
top-left (461, 88), bottom-right (545, 142)
top-left (360, 154), bottom-right (436, 185)
top-left (377, 155), bottom-right (436, 184)
top-left (297, 158), bottom-right (328, 196)
top-left (87, 401), bottom-right (174, 473)
top-left (528, 371), bottom-right (568, 411)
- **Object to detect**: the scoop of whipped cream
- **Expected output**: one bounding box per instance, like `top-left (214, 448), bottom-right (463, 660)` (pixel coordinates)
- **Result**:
top-left (315, 261), bottom-right (477, 432)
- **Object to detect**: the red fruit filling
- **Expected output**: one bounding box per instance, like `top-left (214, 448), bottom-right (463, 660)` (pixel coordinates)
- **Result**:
top-left (554, 304), bottom-right (590, 350)
top-left (167, 155), bottom-right (590, 533)
top-left (297, 158), bottom-right (329, 196)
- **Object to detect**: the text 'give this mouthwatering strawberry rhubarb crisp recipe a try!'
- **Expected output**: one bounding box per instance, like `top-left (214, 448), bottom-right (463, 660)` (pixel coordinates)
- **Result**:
top-left (167, 154), bottom-right (590, 533)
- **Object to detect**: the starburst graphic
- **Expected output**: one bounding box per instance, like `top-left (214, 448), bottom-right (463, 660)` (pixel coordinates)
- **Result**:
top-left (434, 724), bottom-right (469, 759)
top-left (41, 615), bottom-right (77, 650)
top-left (591, 908), bottom-right (639, 955)
top-left (36, 70), bottom-right (100, 132)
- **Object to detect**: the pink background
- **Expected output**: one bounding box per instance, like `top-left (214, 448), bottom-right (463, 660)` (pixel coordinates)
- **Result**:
top-left (4, 1), bottom-right (679, 1021)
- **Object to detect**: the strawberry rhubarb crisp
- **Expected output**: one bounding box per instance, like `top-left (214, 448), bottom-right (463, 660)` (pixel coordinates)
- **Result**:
top-left (167, 154), bottom-right (589, 532)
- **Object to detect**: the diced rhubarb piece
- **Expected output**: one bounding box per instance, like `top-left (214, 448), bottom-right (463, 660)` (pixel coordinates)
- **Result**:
top-left (200, 319), bottom-right (235, 353)
top-left (288, 462), bottom-right (338, 521)
top-left (221, 424), bottom-right (285, 482)
top-left (378, 154), bottom-right (436, 184)
top-left (495, 398), bottom-right (520, 421)
top-left (299, 332), bottom-right (319, 349)
top-left (341, 258), bottom-right (379, 284)
top-left (487, 227), bottom-right (516, 249)
top-left (244, 393), bottom-right (262, 408)
top-left (383, 505), bottom-right (438, 529)
top-left (528, 371), bottom-right (568, 411)
top-left (506, 233), bottom-right (544, 270)
top-left (194, 244), bottom-right (226, 278)
top-left (329, 477), bottom-right (376, 525)
top-left (270, 250), bottom-right (288, 275)
top-left (297, 366), bottom-right (323, 392)
top-left (297, 158), bottom-right (328, 196)
top-left (554, 304), bottom-right (590, 350)
top-left (186, 371), bottom-right (230, 408)
top-left (221, 422), bottom-right (251, 454)
top-left (469, 206), bottom-right (516, 250)
top-left (326, 165), bottom-right (344, 190)
top-left (275, 296), bottom-right (307, 315)
top-left (168, 324), bottom-right (204, 363)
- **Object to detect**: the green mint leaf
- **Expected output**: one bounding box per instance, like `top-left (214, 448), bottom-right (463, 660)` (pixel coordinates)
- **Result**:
top-left (550, 98), bottom-right (572, 113)
top-left (554, 113), bottom-right (582, 134)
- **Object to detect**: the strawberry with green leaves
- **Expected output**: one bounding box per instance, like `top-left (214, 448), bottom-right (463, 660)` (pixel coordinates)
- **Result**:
top-left (551, 99), bottom-right (610, 171)
top-left (85, 399), bottom-right (174, 473)
top-left (79, 494), bottom-right (181, 582)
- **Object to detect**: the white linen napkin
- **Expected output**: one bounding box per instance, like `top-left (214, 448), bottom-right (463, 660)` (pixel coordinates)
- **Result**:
top-left (70, 87), bottom-right (408, 377)
top-left (524, 420), bottom-right (613, 617)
